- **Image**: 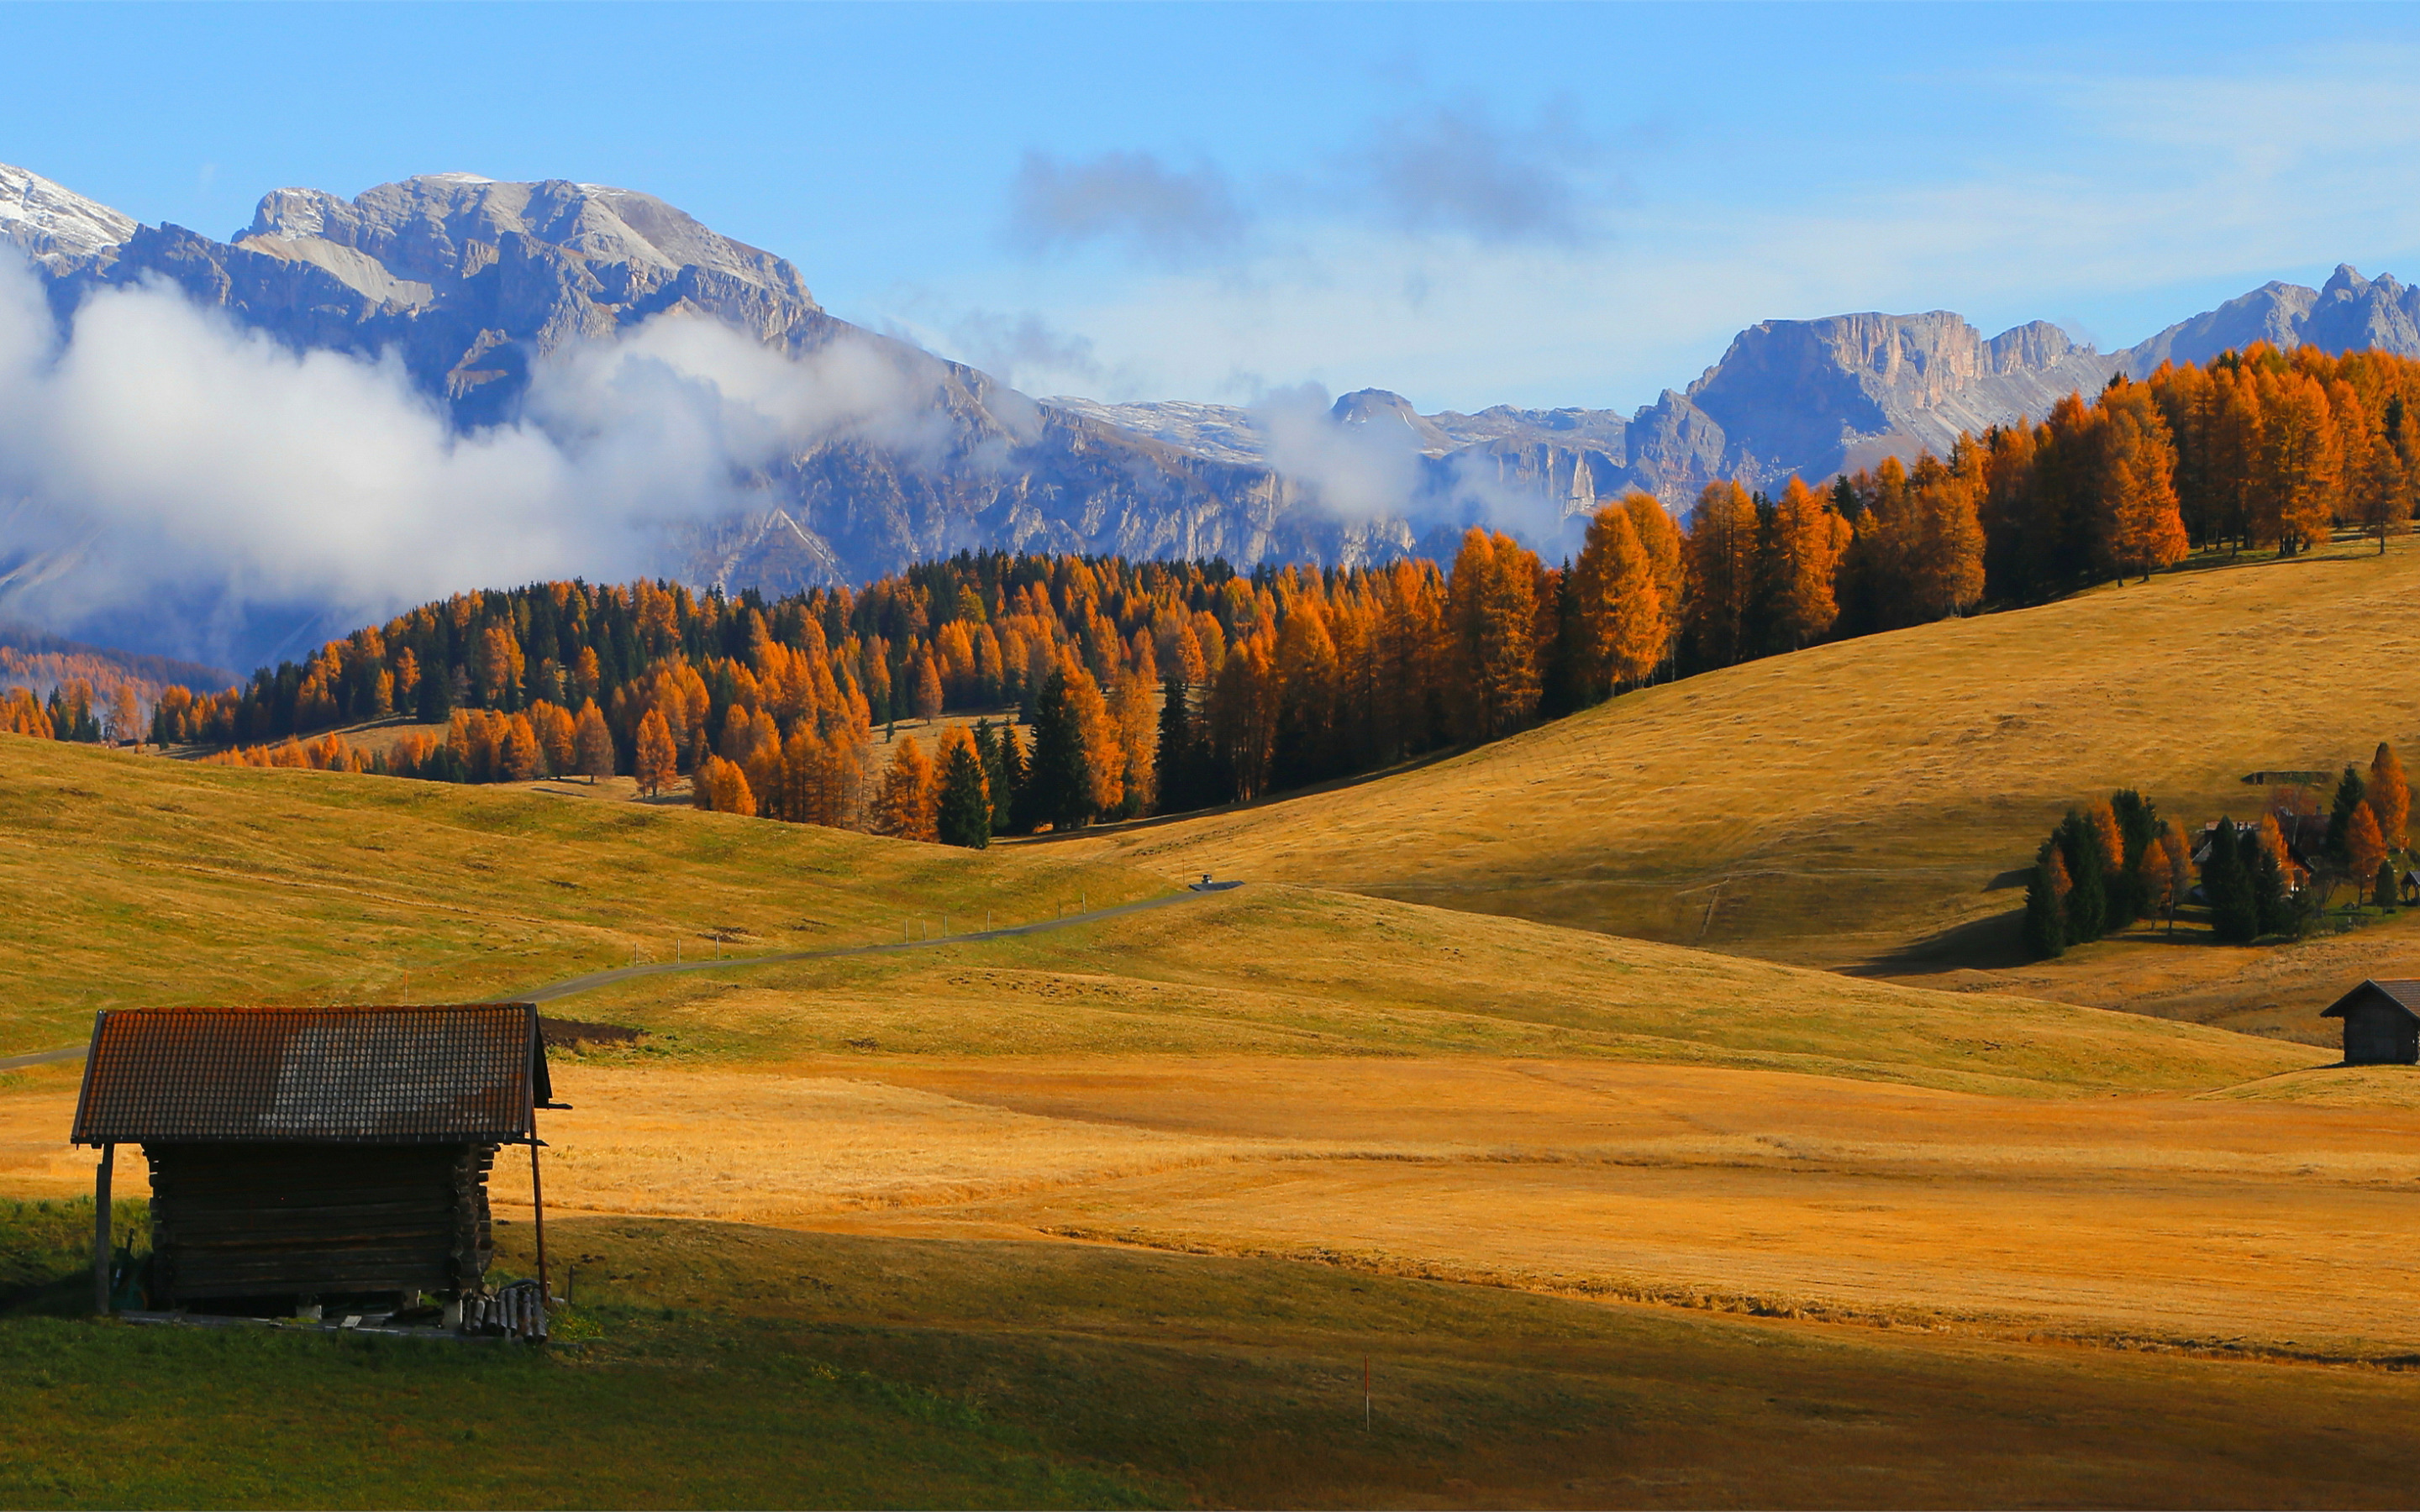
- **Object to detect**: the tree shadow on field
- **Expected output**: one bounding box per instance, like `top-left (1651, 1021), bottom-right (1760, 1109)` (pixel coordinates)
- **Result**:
top-left (1845, 908), bottom-right (2030, 977)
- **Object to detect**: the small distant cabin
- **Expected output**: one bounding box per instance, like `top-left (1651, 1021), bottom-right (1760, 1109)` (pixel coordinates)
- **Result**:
top-left (2321, 980), bottom-right (2420, 1066)
top-left (70, 1003), bottom-right (553, 1314)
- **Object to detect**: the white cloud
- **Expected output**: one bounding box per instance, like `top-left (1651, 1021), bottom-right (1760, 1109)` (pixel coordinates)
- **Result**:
top-left (0, 252), bottom-right (950, 666)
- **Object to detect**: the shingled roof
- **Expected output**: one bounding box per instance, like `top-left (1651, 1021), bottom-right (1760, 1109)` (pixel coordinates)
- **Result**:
top-left (71, 1004), bottom-right (550, 1146)
top-left (2320, 980), bottom-right (2420, 1021)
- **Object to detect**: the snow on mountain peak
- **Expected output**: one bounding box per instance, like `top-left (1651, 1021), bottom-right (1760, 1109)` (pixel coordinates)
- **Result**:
top-left (0, 162), bottom-right (136, 271)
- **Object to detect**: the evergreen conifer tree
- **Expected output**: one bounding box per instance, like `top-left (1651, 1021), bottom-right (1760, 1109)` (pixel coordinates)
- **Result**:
top-left (2057, 811), bottom-right (2107, 943)
top-left (2328, 765), bottom-right (2369, 864)
top-left (2379, 858), bottom-right (2402, 910)
top-left (2252, 848), bottom-right (2290, 937)
top-left (1154, 671), bottom-right (1197, 814)
top-left (2023, 839), bottom-right (2068, 958)
top-left (2202, 818), bottom-right (2260, 943)
top-left (2104, 790), bottom-right (2154, 928)
top-left (936, 742), bottom-right (991, 849)
top-left (992, 722), bottom-right (1028, 834)
top-left (1023, 673), bottom-right (1096, 832)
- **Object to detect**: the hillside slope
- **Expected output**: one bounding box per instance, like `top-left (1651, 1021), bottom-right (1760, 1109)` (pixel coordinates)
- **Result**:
top-left (1060, 539), bottom-right (2420, 989)
top-left (0, 734), bottom-right (2312, 1096)
top-left (0, 736), bottom-right (1164, 1057)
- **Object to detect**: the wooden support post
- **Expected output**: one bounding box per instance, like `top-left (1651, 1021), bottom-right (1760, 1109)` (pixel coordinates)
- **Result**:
top-left (92, 1144), bottom-right (113, 1315)
top-left (529, 1135), bottom-right (549, 1304)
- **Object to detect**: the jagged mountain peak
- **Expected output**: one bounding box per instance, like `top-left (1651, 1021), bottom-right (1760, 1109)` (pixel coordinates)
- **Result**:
top-left (232, 171), bottom-right (815, 312)
top-left (0, 161), bottom-right (137, 273)
top-left (1330, 388), bottom-right (1459, 454)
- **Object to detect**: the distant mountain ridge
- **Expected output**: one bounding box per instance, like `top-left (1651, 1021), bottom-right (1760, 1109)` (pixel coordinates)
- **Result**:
top-left (3, 159), bottom-right (2417, 672)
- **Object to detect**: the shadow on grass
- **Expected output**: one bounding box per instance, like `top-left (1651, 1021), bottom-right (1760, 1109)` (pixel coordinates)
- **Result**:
top-left (1845, 908), bottom-right (2031, 977)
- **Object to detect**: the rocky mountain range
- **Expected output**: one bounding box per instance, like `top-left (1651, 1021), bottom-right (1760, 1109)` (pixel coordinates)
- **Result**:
top-left (5, 159), bottom-right (2420, 657)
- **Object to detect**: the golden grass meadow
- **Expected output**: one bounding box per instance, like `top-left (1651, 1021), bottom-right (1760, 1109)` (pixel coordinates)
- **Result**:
top-left (18, 543), bottom-right (2420, 1504)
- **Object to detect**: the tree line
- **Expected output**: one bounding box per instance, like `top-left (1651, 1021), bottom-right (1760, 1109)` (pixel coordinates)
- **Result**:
top-left (62, 341), bottom-right (2420, 844)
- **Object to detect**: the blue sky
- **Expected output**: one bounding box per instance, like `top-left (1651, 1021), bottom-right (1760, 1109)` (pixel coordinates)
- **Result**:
top-left (8, 3), bottom-right (2420, 413)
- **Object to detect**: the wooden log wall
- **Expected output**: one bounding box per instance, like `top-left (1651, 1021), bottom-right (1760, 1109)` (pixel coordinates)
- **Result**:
top-left (146, 1142), bottom-right (497, 1305)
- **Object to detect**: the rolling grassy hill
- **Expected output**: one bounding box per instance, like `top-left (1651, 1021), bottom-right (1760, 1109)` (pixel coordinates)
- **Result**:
top-left (0, 735), bottom-right (1166, 1058)
top-left (1057, 538), bottom-right (2420, 1003)
top-left (0, 732), bottom-right (2312, 1094)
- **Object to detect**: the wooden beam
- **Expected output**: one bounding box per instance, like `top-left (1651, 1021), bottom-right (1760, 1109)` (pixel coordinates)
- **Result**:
top-left (529, 1135), bottom-right (548, 1305)
top-left (92, 1144), bottom-right (113, 1315)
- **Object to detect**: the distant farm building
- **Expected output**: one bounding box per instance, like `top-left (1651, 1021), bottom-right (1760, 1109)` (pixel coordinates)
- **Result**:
top-left (2195, 814), bottom-right (2324, 891)
top-left (71, 1003), bottom-right (556, 1321)
top-left (2321, 980), bottom-right (2420, 1066)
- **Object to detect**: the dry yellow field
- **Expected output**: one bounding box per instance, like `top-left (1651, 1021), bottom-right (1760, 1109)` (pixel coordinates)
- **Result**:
top-left (1049, 542), bottom-right (2420, 1005)
top-left (21, 1045), bottom-right (2420, 1360)
top-left (8, 875), bottom-right (2396, 1368)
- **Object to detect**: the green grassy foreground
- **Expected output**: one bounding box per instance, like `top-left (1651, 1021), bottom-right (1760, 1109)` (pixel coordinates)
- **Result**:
top-left (8, 1205), bottom-right (2420, 1509)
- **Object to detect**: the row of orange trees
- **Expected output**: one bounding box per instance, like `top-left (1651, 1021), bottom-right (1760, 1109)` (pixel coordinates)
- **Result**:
top-left (80, 342), bottom-right (2420, 838)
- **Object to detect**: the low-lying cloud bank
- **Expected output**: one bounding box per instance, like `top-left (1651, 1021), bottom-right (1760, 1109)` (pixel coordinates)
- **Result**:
top-left (0, 252), bottom-right (945, 670)
top-left (0, 249), bottom-right (1586, 679)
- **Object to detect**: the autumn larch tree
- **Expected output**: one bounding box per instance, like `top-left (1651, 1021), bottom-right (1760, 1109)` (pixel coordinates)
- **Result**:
top-left (2347, 802), bottom-right (2389, 897)
top-left (1444, 528), bottom-right (1544, 742)
top-left (1569, 501), bottom-right (1666, 696)
top-left (2369, 741), bottom-right (2409, 851)
top-left (873, 735), bottom-right (939, 842)
top-left (691, 753), bottom-right (757, 816)
top-left (1765, 475), bottom-right (1851, 649)
top-left (573, 700), bottom-right (615, 784)
top-left (2093, 379), bottom-right (2191, 582)
top-left (634, 707), bottom-right (678, 797)
top-left (497, 715), bottom-right (543, 782)
top-left (912, 654), bottom-right (944, 723)
top-left (1682, 481), bottom-right (1760, 669)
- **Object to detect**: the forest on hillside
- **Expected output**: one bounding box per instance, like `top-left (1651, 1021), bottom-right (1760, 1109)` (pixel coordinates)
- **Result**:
top-left (8, 341), bottom-right (2417, 843)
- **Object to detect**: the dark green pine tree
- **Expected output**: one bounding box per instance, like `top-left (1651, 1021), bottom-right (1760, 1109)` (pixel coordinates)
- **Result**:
top-left (2252, 848), bottom-right (2290, 937)
top-left (2022, 838), bottom-right (2067, 959)
top-left (1154, 671), bottom-right (1198, 815)
top-left (1021, 673), bottom-right (1095, 832)
top-left (935, 742), bottom-right (992, 849)
top-left (2107, 789), bottom-right (2159, 929)
top-left (2202, 818), bottom-right (2260, 944)
top-left (2379, 858), bottom-right (2402, 910)
top-left (2057, 811), bottom-right (2107, 944)
top-left (2328, 764), bottom-right (2369, 865)
top-left (990, 721), bottom-right (1029, 835)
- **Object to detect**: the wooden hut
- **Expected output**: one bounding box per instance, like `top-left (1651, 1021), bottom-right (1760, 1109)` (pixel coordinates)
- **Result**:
top-left (2320, 980), bottom-right (2420, 1066)
top-left (70, 1003), bottom-right (556, 1317)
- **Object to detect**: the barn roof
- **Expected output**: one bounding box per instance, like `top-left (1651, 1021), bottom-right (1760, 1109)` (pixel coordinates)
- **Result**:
top-left (71, 1004), bottom-right (550, 1146)
top-left (2320, 980), bottom-right (2420, 1021)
